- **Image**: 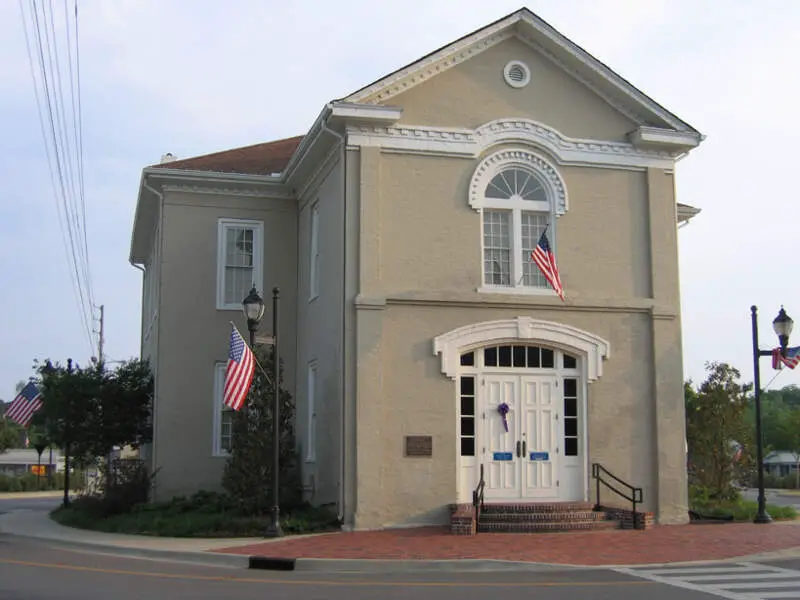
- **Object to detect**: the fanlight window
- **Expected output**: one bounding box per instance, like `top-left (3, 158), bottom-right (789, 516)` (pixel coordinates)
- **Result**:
top-left (485, 168), bottom-right (547, 202)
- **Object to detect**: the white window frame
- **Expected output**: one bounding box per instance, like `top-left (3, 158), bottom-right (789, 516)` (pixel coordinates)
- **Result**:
top-left (306, 361), bottom-right (317, 462)
top-left (468, 149), bottom-right (568, 296)
top-left (212, 362), bottom-right (234, 457)
top-left (309, 202), bottom-right (320, 301)
top-left (216, 218), bottom-right (264, 310)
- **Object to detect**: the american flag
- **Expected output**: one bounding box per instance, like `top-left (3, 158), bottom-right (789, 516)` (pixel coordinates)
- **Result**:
top-left (772, 346), bottom-right (800, 370)
top-left (531, 229), bottom-right (565, 301)
top-left (6, 381), bottom-right (43, 427)
top-left (224, 325), bottom-right (255, 411)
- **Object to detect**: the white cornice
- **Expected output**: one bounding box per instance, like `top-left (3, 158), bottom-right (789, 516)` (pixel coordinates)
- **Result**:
top-left (161, 184), bottom-right (294, 200)
top-left (629, 126), bottom-right (703, 151)
top-left (346, 28), bottom-right (514, 104)
top-left (346, 118), bottom-right (679, 169)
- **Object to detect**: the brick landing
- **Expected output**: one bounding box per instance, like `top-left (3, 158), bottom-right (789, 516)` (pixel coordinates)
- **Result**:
top-left (211, 521), bottom-right (800, 566)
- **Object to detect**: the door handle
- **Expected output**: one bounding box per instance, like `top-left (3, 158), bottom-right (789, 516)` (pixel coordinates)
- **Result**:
top-left (516, 440), bottom-right (521, 458)
top-left (522, 440), bottom-right (527, 457)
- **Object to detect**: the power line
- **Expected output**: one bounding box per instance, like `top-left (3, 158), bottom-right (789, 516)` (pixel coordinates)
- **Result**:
top-left (19, 0), bottom-right (95, 352)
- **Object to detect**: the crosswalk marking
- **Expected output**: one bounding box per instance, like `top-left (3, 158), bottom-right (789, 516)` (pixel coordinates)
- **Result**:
top-left (614, 561), bottom-right (800, 600)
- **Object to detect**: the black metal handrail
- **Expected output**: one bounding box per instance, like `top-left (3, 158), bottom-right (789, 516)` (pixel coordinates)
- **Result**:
top-left (591, 463), bottom-right (644, 529)
top-left (472, 464), bottom-right (485, 532)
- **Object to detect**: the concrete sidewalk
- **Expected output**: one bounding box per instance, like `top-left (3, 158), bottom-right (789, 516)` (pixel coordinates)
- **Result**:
top-left (0, 491), bottom-right (64, 500)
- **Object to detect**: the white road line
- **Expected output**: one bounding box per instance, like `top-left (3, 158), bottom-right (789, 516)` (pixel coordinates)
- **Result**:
top-left (614, 562), bottom-right (800, 600)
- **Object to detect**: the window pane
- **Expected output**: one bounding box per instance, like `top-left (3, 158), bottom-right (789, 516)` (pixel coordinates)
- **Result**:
top-left (221, 410), bottom-right (233, 452)
top-left (565, 437), bottom-right (578, 457)
top-left (527, 346), bottom-right (540, 368)
top-left (461, 437), bottom-right (475, 457)
top-left (460, 396), bottom-right (475, 416)
top-left (564, 396), bottom-right (577, 417)
top-left (461, 417), bottom-right (475, 436)
top-left (498, 345), bottom-right (512, 367)
top-left (565, 417), bottom-right (578, 437)
top-left (460, 376), bottom-right (475, 396)
top-left (484, 347), bottom-right (498, 367)
top-left (520, 212), bottom-right (549, 287)
top-left (460, 352), bottom-right (475, 366)
top-left (483, 211), bottom-right (511, 286)
top-left (563, 354), bottom-right (577, 369)
top-left (513, 346), bottom-right (526, 367)
top-left (564, 378), bottom-right (577, 398)
top-left (541, 348), bottom-right (554, 368)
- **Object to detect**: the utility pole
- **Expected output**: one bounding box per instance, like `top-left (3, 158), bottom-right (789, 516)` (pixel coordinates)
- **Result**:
top-left (95, 304), bottom-right (112, 487)
top-left (97, 304), bottom-right (105, 364)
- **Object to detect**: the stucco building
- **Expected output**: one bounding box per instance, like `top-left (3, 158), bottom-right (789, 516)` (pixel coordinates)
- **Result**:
top-left (129, 7), bottom-right (703, 530)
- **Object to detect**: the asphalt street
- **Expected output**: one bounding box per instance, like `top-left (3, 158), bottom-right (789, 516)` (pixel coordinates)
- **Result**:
top-left (4, 495), bottom-right (800, 599)
top-left (0, 536), bottom-right (718, 600)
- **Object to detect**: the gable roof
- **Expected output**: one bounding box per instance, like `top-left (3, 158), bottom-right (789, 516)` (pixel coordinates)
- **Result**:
top-left (340, 7), bottom-right (700, 135)
top-left (151, 135), bottom-right (304, 176)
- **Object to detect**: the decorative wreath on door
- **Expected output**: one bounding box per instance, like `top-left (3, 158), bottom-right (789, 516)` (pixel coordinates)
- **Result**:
top-left (497, 402), bottom-right (510, 432)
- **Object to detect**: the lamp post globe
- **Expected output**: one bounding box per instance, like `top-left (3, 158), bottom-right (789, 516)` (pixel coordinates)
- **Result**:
top-left (773, 307), bottom-right (794, 353)
top-left (242, 286), bottom-right (264, 347)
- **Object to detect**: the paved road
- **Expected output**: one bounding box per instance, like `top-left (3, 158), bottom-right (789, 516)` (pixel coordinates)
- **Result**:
top-left (743, 488), bottom-right (800, 511)
top-left (0, 495), bottom-right (62, 514)
top-left (0, 536), bottom-right (726, 600)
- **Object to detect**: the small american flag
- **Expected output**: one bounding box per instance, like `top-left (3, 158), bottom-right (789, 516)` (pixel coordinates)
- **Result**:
top-left (531, 229), bottom-right (564, 301)
top-left (772, 346), bottom-right (800, 370)
top-left (224, 325), bottom-right (255, 411)
top-left (6, 381), bottom-right (43, 427)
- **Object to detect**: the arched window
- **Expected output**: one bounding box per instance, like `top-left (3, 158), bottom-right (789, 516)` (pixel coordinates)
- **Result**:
top-left (469, 150), bottom-right (567, 293)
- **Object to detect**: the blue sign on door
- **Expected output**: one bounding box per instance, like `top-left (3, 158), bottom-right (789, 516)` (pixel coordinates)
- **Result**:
top-left (529, 452), bottom-right (549, 461)
top-left (493, 452), bottom-right (513, 461)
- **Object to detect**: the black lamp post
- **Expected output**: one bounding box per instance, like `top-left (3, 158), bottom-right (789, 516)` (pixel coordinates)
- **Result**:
top-left (751, 305), bottom-right (794, 524)
top-left (242, 286), bottom-right (265, 348)
top-left (264, 286), bottom-right (283, 538)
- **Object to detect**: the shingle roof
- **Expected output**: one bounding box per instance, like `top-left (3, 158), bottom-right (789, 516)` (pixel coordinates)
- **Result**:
top-left (151, 135), bottom-right (304, 176)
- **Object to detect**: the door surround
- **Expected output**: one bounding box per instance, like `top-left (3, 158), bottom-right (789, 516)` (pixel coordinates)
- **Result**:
top-left (432, 317), bottom-right (610, 504)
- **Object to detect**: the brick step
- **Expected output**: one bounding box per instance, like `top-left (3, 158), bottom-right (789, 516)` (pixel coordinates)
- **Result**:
top-left (480, 501), bottom-right (596, 514)
top-left (479, 510), bottom-right (609, 523)
top-left (477, 519), bottom-right (620, 533)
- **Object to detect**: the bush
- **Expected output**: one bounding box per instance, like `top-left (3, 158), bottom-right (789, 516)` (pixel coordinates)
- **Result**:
top-left (51, 489), bottom-right (340, 537)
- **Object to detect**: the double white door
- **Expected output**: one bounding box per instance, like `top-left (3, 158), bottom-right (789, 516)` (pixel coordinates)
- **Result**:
top-left (481, 374), bottom-right (559, 500)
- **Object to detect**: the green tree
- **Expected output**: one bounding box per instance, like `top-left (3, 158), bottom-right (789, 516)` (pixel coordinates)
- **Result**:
top-left (31, 358), bottom-right (153, 465)
top-left (0, 419), bottom-right (19, 453)
top-left (222, 344), bottom-right (300, 516)
top-left (686, 362), bottom-right (752, 500)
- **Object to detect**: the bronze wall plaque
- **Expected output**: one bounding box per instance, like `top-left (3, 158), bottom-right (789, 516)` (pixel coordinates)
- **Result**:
top-left (405, 435), bottom-right (433, 457)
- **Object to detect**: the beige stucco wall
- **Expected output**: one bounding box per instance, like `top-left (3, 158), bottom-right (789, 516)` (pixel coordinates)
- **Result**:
top-left (351, 136), bottom-right (687, 526)
top-left (354, 303), bottom-right (657, 527)
top-left (385, 36), bottom-right (637, 141)
top-left (376, 151), bottom-right (652, 300)
top-left (151, 189), bottom-right (297, 502)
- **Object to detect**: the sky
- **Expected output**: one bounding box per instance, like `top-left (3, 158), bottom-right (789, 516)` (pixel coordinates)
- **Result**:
top-left (1, 0), bottom-right (799, 401)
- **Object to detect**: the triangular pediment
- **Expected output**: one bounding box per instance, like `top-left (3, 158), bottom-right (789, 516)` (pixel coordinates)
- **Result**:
top-left (341, 7), bottom-right (698, 135)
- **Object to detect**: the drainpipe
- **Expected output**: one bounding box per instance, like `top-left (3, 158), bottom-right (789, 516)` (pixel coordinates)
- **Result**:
top-left (140, 178), bottom-right (164, 500)
top-left (320, 114), bottom-right (347, 524)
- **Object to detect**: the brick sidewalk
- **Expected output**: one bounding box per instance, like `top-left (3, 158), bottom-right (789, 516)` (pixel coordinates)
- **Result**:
top-left (211, 522), bottom-right (800, 565)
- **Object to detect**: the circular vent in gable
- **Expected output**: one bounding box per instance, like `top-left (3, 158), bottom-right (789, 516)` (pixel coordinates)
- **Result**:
top-left (503, 60), bottom-right (531, 89)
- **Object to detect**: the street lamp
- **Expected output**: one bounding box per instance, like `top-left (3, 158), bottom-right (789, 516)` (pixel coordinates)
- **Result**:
top-left (751, 305), bottom-right (795, 524)
top-left (242, 286), bottom-right (265, 348)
